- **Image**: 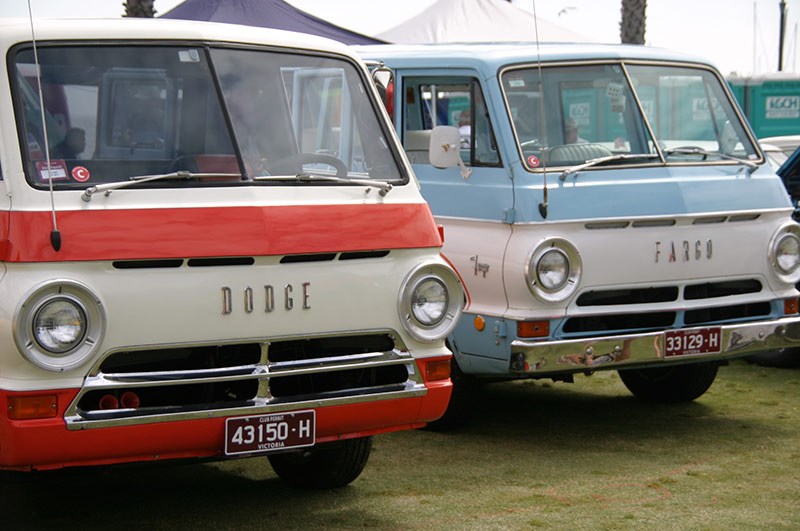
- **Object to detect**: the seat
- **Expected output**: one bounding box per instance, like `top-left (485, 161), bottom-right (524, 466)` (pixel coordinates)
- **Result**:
top-left (404, 130), bottom-right (432, 164)
top-left (545, 143), bottom-right (612, 165)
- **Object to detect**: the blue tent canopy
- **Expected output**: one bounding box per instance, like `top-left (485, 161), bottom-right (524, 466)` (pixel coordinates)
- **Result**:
top-left (160, 0), bottom-right (385, 45)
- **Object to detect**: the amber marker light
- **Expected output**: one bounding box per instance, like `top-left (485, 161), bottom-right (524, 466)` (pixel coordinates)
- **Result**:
top-left (517, 320), bottom-right (550, 339)
top-left (425, 359), bottom-right (451, 382)
top-left (474, 315), bottom-right (486, 331)
top-left (8, 395), bottom-right (58, 420)
top-left (785, 298), bottom-right (799, 315)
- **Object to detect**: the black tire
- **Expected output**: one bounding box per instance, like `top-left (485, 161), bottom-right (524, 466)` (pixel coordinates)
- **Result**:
top-left (746, 348), bottom-right (800, 368)
top-left (424, 358), bottom-right (480, 431)
top-left (267, 436), bottom-right (371, 489)
top-left (618, 362), bottom-right (719, 403)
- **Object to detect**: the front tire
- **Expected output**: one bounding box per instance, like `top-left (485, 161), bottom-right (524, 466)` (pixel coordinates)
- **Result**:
top-left (267, 436), bottom-right (371, 489)
top-left (618, 362), bottom-right (719, 403)
top-left (424, 358), bottom-right (480, 431)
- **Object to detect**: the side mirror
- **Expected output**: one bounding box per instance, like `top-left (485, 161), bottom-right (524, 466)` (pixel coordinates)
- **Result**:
top-left (429, 126), bottom-right (472, 179)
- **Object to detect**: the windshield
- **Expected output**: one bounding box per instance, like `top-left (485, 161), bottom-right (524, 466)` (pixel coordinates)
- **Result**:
top-left (501, 62), bottom-right (759, 170)
top-left (12, 44), bottom-right (403, 189)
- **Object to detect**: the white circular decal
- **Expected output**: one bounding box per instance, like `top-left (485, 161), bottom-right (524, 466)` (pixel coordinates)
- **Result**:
top-left (71, 166), bottom-right (90, 182)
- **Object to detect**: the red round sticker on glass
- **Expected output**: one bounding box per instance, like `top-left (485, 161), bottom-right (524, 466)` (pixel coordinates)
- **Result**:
top-left (71, 166), bottom-right (90, 182)
top-left (526, 155), bottom-right (540, 168)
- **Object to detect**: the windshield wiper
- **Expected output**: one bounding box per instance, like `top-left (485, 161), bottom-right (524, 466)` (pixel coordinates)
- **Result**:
top-left (255, 173), bottom-right (393, 196)
top-left (663, 147), bottom-right (759, 174)
top-left (559, 153), bottom-right (660, 181)
top-left (81, 170), bottom-right (241, 202)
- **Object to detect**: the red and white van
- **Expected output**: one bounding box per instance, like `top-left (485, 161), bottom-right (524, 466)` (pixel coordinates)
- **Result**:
top-left (0, 18), bottom-right (462, 488)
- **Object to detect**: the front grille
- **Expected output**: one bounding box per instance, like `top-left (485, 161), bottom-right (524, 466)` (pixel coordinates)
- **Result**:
top-left (562, 278), bottom-right (772, 337)
top-left (67, 333), bottom-right (419, 427)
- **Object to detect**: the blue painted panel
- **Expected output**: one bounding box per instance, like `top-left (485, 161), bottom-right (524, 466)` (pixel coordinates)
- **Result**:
top-left (511, 164), bottom-right (792, 223)
top-left (412, 163), bottom-right (513, 221)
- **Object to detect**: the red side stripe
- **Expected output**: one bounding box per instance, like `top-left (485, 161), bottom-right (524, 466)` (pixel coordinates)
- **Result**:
top-left (0, 203), bottom-right (441, 262)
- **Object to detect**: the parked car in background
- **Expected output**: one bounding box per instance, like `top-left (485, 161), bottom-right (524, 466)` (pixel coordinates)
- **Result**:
top-left (760, 135), bottom-right (800, 157)
top-left (750, 146), bottom-right (800, 367)
top-left (761, 142), bottom-right (790, 172)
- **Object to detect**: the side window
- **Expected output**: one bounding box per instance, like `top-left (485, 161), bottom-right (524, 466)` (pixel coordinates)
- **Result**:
top-left (402, 77), bottom-right (500, 167)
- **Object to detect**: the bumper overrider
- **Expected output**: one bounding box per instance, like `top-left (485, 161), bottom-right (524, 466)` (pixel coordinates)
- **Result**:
top-left (510, 316), bottom-right (800, 374)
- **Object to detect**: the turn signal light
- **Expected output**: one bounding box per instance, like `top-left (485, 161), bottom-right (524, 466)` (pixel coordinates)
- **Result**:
top-left (517, 320), bottom-right (550, 338)
top-left (785, 298), bottom-right (799, 315)
top-left (8, 395), bottom-right (58, 420)
top-left (425, 359), bottom-right (451, 382)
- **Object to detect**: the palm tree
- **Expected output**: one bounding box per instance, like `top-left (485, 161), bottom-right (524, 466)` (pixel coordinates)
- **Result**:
top-left (620, 0), bottom-right (647, 44)
top-left (123, 0), bottom-right (156, 18)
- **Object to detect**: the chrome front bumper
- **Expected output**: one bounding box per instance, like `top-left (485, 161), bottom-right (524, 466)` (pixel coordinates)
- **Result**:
top-left (510, 316), bottom-right (800, 374)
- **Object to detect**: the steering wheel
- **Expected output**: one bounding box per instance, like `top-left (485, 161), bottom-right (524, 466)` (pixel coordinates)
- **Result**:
top-left (270, 152), bottom-right (348, 177)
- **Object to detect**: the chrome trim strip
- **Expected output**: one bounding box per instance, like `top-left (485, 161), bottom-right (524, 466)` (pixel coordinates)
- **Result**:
top-left (510, 316), bottom-right (800, 375)
top-left (65, 385), bottom-right (427, 430)
top-left (433, 208), bottom-right (791, 226)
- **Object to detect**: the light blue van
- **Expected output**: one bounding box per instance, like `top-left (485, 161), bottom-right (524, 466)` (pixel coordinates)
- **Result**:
top-left (358, 43), bottom-right (800, 426)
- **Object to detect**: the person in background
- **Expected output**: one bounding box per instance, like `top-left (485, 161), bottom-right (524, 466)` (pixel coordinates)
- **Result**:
top-left (51, 127), bottom-right (86, 159)
top-left (458, 108), bottom-right (471, 148)
top-left (564, 119), bottom-right (587, 144)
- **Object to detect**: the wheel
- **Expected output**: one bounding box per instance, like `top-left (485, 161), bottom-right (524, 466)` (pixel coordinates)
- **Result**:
top-left (267, 436), bottom-right (371, 489)
top-left (746, 348), bottom-right (800, 368)
top-left (618, 362), bottom-right (719, 403)
top-left (424, 357), bottom-right (480, 431)
top-left (269, 152), bottom-right (348, 177)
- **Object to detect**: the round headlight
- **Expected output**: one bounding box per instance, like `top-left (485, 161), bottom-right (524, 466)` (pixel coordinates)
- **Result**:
top-left (14, 280), bottom-right (105, 371)
top-left (399, 262), bottom-right (464, 342)
top-left (525, 237), bottom-right (582, 303)
top-left (536, 248), bottom-right (569, 291)
top-left (411, 277), bottom-right (449, 326)
top-left (775, 233), bottom-right (800, 274)
top-left (33, 298), bottom-right (87, 353)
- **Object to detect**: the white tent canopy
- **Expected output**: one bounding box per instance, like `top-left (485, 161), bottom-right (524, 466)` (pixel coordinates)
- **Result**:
top-left (376, 0), bottom-right (590, 44)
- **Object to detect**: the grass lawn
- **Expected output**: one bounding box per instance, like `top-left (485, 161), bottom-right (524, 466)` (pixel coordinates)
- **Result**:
top-left (3, 360), bottom-right (799, 530)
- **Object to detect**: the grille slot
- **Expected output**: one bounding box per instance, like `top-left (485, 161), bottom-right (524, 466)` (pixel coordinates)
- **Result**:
top-left (576, 287), bottom-right (679, 307)
top-left (113, 259), bottom-right (184, 269)
top-left (684, 279), bottom-right (762, 300)
top-left (187, 257), bottom-right (255, 267)
top-left (280, 253), bottom-right (337, 264)
top-left (684, 302), bottom-right (771, 325)
top-left (563, 312), bottom-right (676, 334)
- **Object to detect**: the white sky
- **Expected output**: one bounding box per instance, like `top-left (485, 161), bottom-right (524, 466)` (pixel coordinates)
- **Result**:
top-left (1, 0), bottom-right (797, 76)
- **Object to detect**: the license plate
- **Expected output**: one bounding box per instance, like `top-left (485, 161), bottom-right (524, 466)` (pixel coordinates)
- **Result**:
top-left (664, 327), bottom-right (722, 357)
top-left (225, 410), bottom-right (315, 456)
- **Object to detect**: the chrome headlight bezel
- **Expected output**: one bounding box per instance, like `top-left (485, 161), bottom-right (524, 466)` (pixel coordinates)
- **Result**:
top-left (14, 280), bottom-right (105, 371)
top-left (769, 223), bottom-right (800, 283)
top-left (525, 237), bottom-right (582, 303)
top-left (398, 262), bottom-right (464, 342)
